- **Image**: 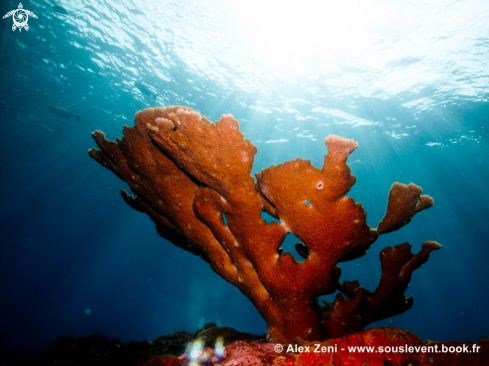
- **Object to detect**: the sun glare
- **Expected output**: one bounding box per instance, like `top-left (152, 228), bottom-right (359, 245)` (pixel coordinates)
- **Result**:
top-left (225, 0), bottom-right (387, 74)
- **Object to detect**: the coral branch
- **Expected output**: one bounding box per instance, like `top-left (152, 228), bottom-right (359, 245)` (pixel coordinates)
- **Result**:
top-left (377, 183), bottom-right (434, 234)
top-left (89, 106), bottom-right (439, 343)
top-left (322, 241), bottom-right (441, 338)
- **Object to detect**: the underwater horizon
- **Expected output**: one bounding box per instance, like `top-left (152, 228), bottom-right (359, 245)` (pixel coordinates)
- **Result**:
top-left (1, 0), bottom-right (489, 357)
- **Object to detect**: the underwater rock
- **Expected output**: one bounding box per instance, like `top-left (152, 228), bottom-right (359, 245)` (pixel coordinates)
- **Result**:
top-left (135, 355), bottom-right (180, 366)
top-left (1, 332), bottom-right (128, 366)
top-left (89, 106), bottom-right (440, 343)
top-left (0, 325), bottom-right (261, 366)
top-left (3, 326), bottom-right (487, 365)
top-left (176, 327), bottom-right (489, 366)
top-left (193, 322), bottom-right (264, 348)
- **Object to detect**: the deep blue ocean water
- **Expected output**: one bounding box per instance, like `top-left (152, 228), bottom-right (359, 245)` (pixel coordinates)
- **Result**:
top-left (1, 0), bottom-right (488, 357)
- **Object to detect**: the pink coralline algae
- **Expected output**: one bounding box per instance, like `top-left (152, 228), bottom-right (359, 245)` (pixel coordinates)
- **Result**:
top-left (171, 328), bottom-right (488, 366)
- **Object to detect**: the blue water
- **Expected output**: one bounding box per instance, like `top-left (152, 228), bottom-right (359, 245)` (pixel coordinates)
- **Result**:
top-left (1, 0), bottom-right (488, 357)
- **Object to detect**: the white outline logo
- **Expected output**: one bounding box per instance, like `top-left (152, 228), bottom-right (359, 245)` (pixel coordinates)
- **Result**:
top-left (3, 3), bottom-right (38, 32)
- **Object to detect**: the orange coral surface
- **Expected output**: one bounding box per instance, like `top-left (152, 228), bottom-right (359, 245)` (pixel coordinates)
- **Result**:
top-left (89, 106), bottom-right (440, 343)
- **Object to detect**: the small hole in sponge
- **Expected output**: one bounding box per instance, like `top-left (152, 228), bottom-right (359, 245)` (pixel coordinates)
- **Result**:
top-left (278, 233), bottom-right (308, 262)
top-left (221, 213), bottom-right (228, 226)
top-left (295, 242), bottom-right (310, 259)
top-left (304, 200), bottom-right (312, 207)
top-left (317, 182), bottom-right (323, 189)
top-left (261, 211), bottom-right (279, 223)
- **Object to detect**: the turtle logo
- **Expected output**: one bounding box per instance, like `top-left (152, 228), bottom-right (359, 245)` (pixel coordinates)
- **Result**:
top-left (3, 3), bottom-right (38, 32)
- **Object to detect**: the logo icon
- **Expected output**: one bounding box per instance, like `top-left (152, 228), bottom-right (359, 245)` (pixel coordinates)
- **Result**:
top-left (3, 3), bottom-right (38, 32)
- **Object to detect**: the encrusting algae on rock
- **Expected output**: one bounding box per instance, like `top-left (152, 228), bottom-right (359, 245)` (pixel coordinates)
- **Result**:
top-left (89, 106), bottom-right (440, 344)
top-left (6, 324), bottom-right (488, 365)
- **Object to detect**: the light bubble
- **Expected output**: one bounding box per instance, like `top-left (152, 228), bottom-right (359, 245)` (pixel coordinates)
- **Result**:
top-left (190, 339), bottom-right (204, 360)
top-left (85, 308), bottom-right (91, 315)
top-left (215, 336), bottom-right (224, 358)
